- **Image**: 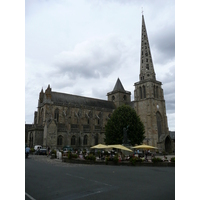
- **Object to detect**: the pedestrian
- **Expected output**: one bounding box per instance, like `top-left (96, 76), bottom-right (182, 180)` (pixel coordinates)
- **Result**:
top-left (25, 145), bottom-right (30, 158)
top-left (47, 146), bottom-right (50, 157)
top-left (145, 150), bottom-right (148, 161)
top-left (38, 148), bottom-right (40, 155)
top-left (151, 152), bottom-right (155, 159)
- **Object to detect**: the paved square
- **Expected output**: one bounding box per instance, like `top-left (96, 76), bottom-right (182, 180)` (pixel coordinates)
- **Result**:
top-left (25, 155), bottom-right (175, 200)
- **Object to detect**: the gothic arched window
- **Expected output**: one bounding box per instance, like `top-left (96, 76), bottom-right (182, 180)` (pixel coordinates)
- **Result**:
top-left (54, 108), bottom-right (59, 122)
top-left (95, 134), bottom-right (98, 145)
top-left (78, 137), bottom-right (81, 145)
top-left (139, 87), bottom-right (142, 99)
top-left (83, 135), bottom-right (88, 145)
top-left (143, 86), bottom-right (146, 98)
top-left (71, 135), bottom-right (76, 145)
top-left (156, 86), bottom-right (159, 98)
top-left (156, 112), bottom-right (162, 139)
top-left (97, 112), bottom-right (102, 125)
top-left (153, 85), bottom-right (156, 98)
top-left (57, 135), bottom-right (63, 146)
top-left (29, 132), bottom-right (33, 148)
top-left (40, 108), bottom-right (44, 124)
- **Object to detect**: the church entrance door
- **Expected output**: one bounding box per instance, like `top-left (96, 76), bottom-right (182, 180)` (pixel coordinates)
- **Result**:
top-left (165, 136), bottom-right (171, 153)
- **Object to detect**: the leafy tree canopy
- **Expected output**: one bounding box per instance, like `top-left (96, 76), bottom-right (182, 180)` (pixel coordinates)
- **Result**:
top-left (104, 105), bottom-right (145, 146)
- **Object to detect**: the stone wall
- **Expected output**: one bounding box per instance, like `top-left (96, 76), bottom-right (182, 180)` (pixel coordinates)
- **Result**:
top-left (133, 80), bottom-right (170, 151)
top-left (37, 102), bottom-right (114, 150)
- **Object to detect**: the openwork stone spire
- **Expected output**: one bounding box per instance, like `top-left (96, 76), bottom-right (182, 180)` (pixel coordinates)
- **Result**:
top-left (140, 15), bottom-right (156, 81)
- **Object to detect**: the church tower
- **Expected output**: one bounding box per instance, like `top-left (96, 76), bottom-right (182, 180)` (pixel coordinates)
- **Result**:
top-left (133, 15), bottom-right (172, 152)
top-left (107, 78), bottom-right (131, 107)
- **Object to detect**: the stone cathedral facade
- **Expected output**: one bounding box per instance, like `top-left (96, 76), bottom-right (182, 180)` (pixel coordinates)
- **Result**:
top-left (27, 15), bottom-right (174, 153)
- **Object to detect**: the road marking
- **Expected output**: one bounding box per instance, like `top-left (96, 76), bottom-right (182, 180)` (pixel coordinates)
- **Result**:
top-left (25, 192), bottom-right (36, 200)
top-left (91, 180), bottom-right (112, 187)
top-left (55, 186), bottom-right (118, 200)
top-left (66, 173), bottom-right (112, 186)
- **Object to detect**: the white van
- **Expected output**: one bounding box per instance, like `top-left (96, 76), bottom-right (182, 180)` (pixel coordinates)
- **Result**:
top-left (34, 145), bottom-right (42, 151)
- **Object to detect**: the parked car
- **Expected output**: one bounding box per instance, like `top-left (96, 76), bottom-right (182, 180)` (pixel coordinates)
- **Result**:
top-left (63, 146), bottom-right (73, 153)
top-left (34, 145), bottom-right (42, 151)
top-left (35, 148), bottom-right (47, 155)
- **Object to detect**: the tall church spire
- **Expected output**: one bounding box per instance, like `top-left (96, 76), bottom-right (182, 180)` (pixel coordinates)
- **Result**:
top-left (140, 15), bottom-right (156, 81)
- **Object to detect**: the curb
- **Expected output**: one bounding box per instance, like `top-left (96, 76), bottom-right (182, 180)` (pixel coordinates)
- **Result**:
top-left (62, 158), bottom-right (175, 167)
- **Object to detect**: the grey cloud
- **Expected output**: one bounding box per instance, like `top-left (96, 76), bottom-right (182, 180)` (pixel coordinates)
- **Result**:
top-left (51, 36), bottom-right (126, 80)
top-left (166, 113), bottom-right (175, 131)
top-left (165, 92), bottom-right (175, 103)
top-left (91, 87), bottom-right (109, 100)
top-left (166, 103), bottom-right (175, 113)
top-left (151, 25), bottom-right (175, 64)
top-left (162, 80), bottom-right (175, 94)
top-left (90, 0), bottom-right (166, 5)
top-left (164, 91), bottom-right (175, 113)
top-left (51, 79), bottom-right (76, 91)
top-left (160, 66), bottom-right (175, 99)
top-left (161, 66), bottom-right (175, 84)
top-left (161, 69), bottom-right (175, 114)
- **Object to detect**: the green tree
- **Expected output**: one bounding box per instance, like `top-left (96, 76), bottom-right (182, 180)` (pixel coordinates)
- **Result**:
top-left (104, 105), bottom-right (145, 145)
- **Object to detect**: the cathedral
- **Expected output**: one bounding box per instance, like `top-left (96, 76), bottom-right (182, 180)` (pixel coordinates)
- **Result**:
top-left (27, 15), bottom-right (174, 153)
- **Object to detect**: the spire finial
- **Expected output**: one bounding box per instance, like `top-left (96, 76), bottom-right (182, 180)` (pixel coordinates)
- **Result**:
top-left (141, 7), bottom-right (144, 15)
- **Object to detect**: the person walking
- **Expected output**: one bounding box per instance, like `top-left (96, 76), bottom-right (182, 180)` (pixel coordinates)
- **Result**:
top-left (145, 150), bottom-right (148, 161)
top-left (47, 146), bottom-right (50, 157)
top-left (25, 146), bottom-right (30, 158)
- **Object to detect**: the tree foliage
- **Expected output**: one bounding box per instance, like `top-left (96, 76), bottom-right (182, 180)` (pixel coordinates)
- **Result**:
top-left (104, 105), bottom-right (145, 146)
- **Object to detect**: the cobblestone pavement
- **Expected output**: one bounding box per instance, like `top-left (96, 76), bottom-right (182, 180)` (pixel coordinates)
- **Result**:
top-left (28, 154), bottom-right (90, 168)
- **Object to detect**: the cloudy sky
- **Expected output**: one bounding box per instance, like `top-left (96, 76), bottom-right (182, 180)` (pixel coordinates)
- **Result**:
top-left (25, 0), bottom-right (175, 131)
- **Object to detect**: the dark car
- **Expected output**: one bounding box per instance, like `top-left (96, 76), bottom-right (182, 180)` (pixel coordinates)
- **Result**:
top-left (63, 146), bottom-right (73, 153)
top-left (35, 148), bottom-right (47, 155)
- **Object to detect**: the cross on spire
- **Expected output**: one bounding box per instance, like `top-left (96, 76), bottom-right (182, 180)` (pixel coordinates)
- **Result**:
top-left (141, 7), bottom-right (144, 15)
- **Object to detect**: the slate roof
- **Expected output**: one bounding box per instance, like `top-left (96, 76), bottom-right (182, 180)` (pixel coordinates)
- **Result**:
top-left (51, 92), bottom-right (116, 110)
top-left (113, 78), bottom-right (125, 92)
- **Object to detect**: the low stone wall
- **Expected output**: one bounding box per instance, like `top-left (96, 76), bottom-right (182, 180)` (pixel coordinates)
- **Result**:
top-left (62, 157), bottom-right (175, 167)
